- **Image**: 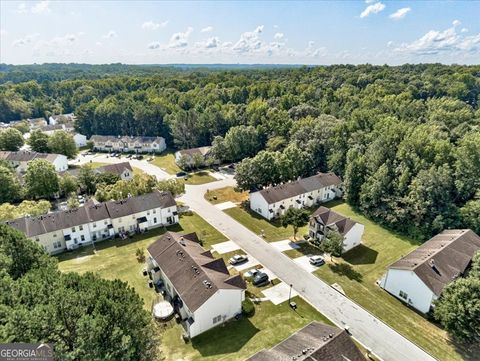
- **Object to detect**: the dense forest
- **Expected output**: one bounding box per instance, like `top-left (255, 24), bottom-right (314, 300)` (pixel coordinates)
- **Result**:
top-left (1, 63), bottom-right (479, 240)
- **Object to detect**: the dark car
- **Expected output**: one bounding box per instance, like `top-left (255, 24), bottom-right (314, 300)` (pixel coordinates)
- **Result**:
top-left (252, 272), bottom-right (269, 286)
top-left (135, 155), bottom-right (144, 160)
top-left (176, 171), bottom-right (187, 177)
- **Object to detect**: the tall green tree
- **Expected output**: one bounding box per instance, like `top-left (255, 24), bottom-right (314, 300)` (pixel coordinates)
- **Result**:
top-left (280, 207), bottom-right (310, 240)
top-left (24, 159), bottom-right (59, 199)
top-left (0, 165), bottom-right (22, 203)
top-left (47, 130), bottom-right (78, 159)
top-left (0, 128), bottom-right (24, 151)
top-left (27, 129), bottom-right (51, 153)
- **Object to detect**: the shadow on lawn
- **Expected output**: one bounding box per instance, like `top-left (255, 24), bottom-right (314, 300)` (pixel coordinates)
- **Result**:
top-left (343, 244), bottom-right (378, 265)
top-left (192, 318), bottom-right (259, 357)
top-left (329, 263), bottom-right (363, 282)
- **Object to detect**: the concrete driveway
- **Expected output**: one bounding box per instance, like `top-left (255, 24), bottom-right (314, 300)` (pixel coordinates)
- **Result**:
top-left (270, 239), bottom-right (301, 252)
top-left (262, 282), bottom-right (299, 305)
top-left (179, 178), bottom-right (436, 361)
top-left (211, 240), bottom-right (240, 255)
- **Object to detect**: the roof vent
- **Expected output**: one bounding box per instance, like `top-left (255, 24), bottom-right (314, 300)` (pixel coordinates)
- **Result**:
top-left (203, 280), bottom-right (212, 289)
top-left (329, 333), bottom-right (334, 338)
top-left (179, 237), bottom-right (186, 246)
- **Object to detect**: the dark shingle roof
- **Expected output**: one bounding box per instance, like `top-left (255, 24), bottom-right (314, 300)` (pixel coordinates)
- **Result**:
top-left (5, 191), bottom-right (176, 237)
top-left (105, 191), bottom-right (175, 218)
top-left (0, 150), bottom-right (63, 163)
top-left (258, 172), bottom-right (342, 204)
top-left (246, 322), bottom-right (365, 361)
top-left (310, 206), bottom-right (357, 236)
top-left (147, 231), bottom-right (246, 312)
top-left (90, 135), bottom-right (164, 144)
top-left (389, 229), bottom-right (480, 296)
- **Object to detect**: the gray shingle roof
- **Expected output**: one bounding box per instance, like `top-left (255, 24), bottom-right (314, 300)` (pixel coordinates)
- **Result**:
top-left (147, 231), bottom-right (245, 312)
top-left (258, 172), bottom-right (342, 204)
top-left (310, 206), bottom-right (357, 237)
top-left (389, 229), bottom-right (480, 296)
top-left (176, 146), bottom-right (211, 157)
top-left (0, 150), bottom-right (63, 163)
top-left (246, 322), bottom-right (365, 361)
top-left (5, 191), bottom-right (176, 237)
top-left (96, 162), bottom-right (133, 176)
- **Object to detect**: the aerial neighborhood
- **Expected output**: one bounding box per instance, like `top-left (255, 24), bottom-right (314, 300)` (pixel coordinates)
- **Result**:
top-left (1, 3), bottom-right (480, 359)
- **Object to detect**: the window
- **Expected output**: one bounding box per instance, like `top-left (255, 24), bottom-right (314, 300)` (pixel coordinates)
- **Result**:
top-left (147, 211), bottom-right (150, 215)
top-left (80, 235), bottom-right (85, 241)
top-left (168, 208), bottom-right (171, 213)
top-left (53, 234), bottom-right (57, 238)
top-left (153, 209), bottom-right (156, 214)
top-left (53, 241), bottom-right (62, 249)
top-left (104, 220), bottom-right (108, 225)
top-left (93, 223), bottom-right (97, 228)
top-left (118, 218), bottom-right (122, 223)
top-left (212, 315), bottom-right (222, 324)
top-left (79, 225), bottom-right (83, 231)
top-left (72, 227), bottom-right (76, 232)
top-left (399, 291), bottom-right (408, 300)
top-left (153, 217), bottom-right (157, 224)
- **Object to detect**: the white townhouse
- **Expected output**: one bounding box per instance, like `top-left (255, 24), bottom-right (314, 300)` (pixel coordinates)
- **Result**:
top-left (72, 133), bottom-right (87, 148)
top-left (27, 117), bottom-right (48, 129)
top-left (250, 172), bottom-right (343, 221)
top-left (146, 231), bottom-right (246, 338)
top-left (96, 162), bottom-right (133, 180)
top-left (5, 191), bottom-right (178, 254)
top-left (309, 206), bottom-right (364, 253)
top-left (0, 150), bottom-right (68, 173)
top-left (380, 229), bottom-right (480, 314)
top-left (39, 121), bottom-right (87, 148)
top-left (90, 135), bottom-right (166, 154)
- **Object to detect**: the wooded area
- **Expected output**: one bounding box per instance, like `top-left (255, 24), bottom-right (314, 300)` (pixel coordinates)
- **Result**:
top-left (1, 63), bottom-right (479, 240)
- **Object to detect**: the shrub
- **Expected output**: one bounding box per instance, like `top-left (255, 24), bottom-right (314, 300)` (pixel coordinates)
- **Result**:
top-left (136, 248), bottom-right (145, 263)
top-left (242, 298), bottom-right (255, 317)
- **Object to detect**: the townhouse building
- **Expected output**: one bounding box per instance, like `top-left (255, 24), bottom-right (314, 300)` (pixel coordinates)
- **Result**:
top-left (5, 191), bottom-right (178, 254)
top-left (146, 231), bottom-right (246, 338)
top-left (380, 229), bottom-right (480, 313)
top-left (0, 150), bottom-right (68, 173)
top-left (90, 135), bottom-right (166, 154)
top-left (309, 206), bottom-right (364, 253)
top-left (249, 172), bottom-right (343, 221)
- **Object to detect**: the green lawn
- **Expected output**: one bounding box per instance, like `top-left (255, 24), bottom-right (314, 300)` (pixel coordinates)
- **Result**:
top-left (88, 161), bottom-right (109, 169)
top-left (308, 202), bottom-right (475, 361)
top-left (57, 212), bottom-right (227, 309)
top-left (160, 296), bottom-right (334, 361)
top-left (205, 186), bottom-right (249, 205)
top-left (223, 206), bottom-right (308, 242)
top-left (150, 151), bottom-right (181, 175)
top-left (182, 171), bottom-right (217, 185)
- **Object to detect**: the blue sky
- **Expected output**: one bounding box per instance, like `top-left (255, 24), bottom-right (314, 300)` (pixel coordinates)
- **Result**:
top-left (1, 0), bottom-right (479, 65)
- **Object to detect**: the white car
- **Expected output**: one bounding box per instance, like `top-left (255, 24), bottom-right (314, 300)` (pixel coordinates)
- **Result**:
top-left (229, 254), bottom-right (248, 265)
top-left (244, 268), bottom-right (260, 280)
top-left (309, 255), bottom-right (325, 266)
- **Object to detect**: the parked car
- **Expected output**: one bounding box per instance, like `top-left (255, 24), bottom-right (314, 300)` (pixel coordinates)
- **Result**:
top-left (252, 272), bottom-right (269, 286)
top-left (228, 163), bottom-right (235, 169)
top-left (244, 268), bottom-right (260, 280)
top-left (126, 154), bottom-right (133, 159)
top-left (135, 155), bottom-right (144, 160)
top-left (176, 171), bottom-right (187, 177)
top-left (229, 254), bottom-right (248, 265)
top-left (309, 255), bottom-right (325, 266)
top-left (115, 153), bottom-right (122, 158)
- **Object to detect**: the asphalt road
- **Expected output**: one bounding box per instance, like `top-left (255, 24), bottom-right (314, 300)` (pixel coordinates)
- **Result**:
top-left (179, 179), bottom-right (437, 361)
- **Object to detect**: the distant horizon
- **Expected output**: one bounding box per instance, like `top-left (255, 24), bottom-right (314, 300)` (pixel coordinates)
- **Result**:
top-left (1, 1), bottom-right (479, 65)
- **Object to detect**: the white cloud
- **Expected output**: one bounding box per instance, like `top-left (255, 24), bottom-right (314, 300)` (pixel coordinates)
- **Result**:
top-left (387, 40), bottom-right (393, 47)
top-left (452, 20), bottom-right (461, 27)
top-left (0, 29), bottom-right (6, 36)
top-left (169, 27), bottom-right (193, 48)
top-left (31, 1), bottom-right (51, 14)
top-left (142, 20), bottom-right (168, 30)
top-left (274, 32), bottom-right (284, 40)
top-left (389, 7), bottom-right (411, 20)
top-left (147, 41), bottom-right (161, 49)
top-left (201, 26), bottom-right (213, 33)
top-left (103, 30), bottom-right (117, 39)
top-left (395, 24), bottom-right (480, 55)
top-left (461, 28), bottom-right (468, 33)
top-left (232, 25), bottom-right (264, 53)
top-left (95, 41), bottom-right (102, 46)
top-left (365, 0), bottom-right (377, 3)
top-left (360, 2), bottom-right (385, 18)
top-left (12, 33), bottom-right (39, 47)
top-left (204, 37), bottom-right (220, 48)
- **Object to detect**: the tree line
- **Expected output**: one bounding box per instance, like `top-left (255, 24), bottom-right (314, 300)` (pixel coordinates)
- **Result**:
top-left (1, 63), bottom-right (479, 239)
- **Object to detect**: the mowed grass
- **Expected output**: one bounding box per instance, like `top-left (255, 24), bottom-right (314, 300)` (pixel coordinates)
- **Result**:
top-left (57, 212), bottom-right (227, 309)
top-left (309, 202), bottom-right (475, 361)
top-left (150, 151), bottom-right (181, 175)
top-left (160, 296), bottom-right (334, 361)
top-left (223, 206), bottom-right (309, 242)
top-left (205, 186), bottom-right (249, 205)
top-left (182, 171), bottom-right (217, 185)
top-left (88, 161), bottom-right (109, 168)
